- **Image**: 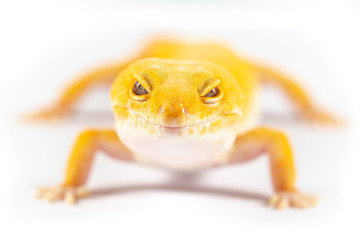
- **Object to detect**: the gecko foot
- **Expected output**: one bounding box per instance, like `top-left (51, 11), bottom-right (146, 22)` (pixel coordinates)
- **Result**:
top-left (269, 191), bottom-right (318, 209)
top-left (36, 185), bottom-right (90, 204)
top-left (302, 108), bottom-right (343, 126)
top-left (23, 106), bottom-right (70, 122)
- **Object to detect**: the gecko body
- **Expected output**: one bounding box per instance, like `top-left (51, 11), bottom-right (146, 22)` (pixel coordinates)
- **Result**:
top-left (31, 39), bottom-right (338, 209)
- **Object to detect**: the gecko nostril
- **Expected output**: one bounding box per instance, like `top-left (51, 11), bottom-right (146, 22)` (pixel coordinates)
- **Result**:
top-left (158, 106), bottom-right (165, 115)
top-left (182, 107), bottom-right (189, 115)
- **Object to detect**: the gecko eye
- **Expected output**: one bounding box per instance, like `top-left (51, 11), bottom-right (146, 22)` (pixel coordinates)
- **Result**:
top-left (204, 87), bottom-right (219, 97)
top-left (201, 86), bottom-right (223, 104)
top-left (133, 81), bottom-right (149, 95)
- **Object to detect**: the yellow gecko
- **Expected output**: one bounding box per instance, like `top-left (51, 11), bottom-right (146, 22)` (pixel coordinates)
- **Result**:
top-left (30, 39), bottom-right (338, 209)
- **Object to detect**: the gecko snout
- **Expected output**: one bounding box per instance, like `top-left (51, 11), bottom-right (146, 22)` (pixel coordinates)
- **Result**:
top-left (158, 104), bottom-right (190, 128)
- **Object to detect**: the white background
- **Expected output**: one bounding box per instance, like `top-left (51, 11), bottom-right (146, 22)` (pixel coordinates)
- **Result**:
top-left (0, 0), bottom-right (359, 239)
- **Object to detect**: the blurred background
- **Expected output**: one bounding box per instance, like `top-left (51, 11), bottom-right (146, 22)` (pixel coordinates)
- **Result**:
top-left (0, 0), bottom-right (359, 239)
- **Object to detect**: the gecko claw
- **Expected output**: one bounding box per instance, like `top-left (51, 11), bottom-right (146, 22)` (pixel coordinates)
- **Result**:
top-left (302, 108), bottom-right (344, 127)
top-left (36, 185), bottom-right (90, 204)
top-left (269, 191), bottom-right (318, 209)
top-left (23, 106), bottom-right (70, 122)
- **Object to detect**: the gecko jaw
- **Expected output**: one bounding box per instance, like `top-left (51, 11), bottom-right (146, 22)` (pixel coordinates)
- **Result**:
top-left (133, 113), bottom-right (224, 129)
top-left (135, 113), bottom-right (224, 139)
top-left (127, 112), bottom-right (240, 140)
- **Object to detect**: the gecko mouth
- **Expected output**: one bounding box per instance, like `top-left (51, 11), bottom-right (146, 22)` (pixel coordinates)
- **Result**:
top-left (130, 112), bottom-right (236, 140)
top-left (134, 113), bottom-right (224, 129)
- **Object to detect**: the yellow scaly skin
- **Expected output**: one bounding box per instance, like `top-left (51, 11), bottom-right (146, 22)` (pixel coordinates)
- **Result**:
top-left (32, 39), bottom-right (339, 209)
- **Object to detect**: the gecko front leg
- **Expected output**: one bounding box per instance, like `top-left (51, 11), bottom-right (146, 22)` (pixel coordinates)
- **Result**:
top-left (256, 64), bottom-right (341, 125)
top-left (228, 127), bottom-right (317, 209)
top-left (25, 58), bottom-right (139, 121)
top-left (37, 129), bottom-right (134, 204)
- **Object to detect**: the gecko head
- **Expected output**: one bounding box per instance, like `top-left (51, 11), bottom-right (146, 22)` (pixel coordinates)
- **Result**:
top-left (111, 58), bottom-right (244, 141)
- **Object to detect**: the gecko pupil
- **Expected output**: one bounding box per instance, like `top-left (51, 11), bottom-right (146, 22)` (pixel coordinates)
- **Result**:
top-left (205, 87), bottom-right (219, 97)
top-left (133, 81), bottom-right (148, 95)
